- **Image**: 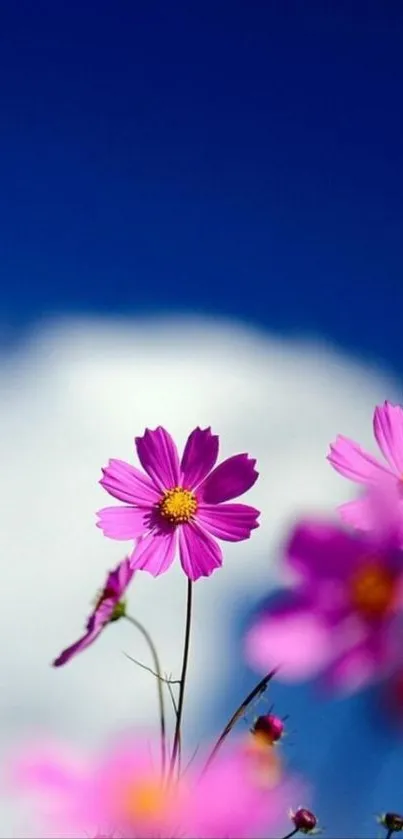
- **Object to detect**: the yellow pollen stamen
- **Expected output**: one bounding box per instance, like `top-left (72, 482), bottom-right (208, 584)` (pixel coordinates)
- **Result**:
top-left (350, 560), bottom-right (396, 620)
top-left (120, 778), bottom-right (168, 821)
top-left (159, 486), bottom-right (197, 524)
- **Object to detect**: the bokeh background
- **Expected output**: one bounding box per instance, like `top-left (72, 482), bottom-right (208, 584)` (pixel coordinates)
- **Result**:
top-left (1, 3), bottom-right (403, 837)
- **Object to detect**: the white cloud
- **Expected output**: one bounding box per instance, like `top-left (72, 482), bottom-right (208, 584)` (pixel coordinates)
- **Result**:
top-left (0, 315), bottom-right (399, 835)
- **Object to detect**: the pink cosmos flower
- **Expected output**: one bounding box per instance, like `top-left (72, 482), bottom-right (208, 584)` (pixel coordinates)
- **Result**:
top-left (97, 426), bottom-right (260, 581)
top-left (10, 733), bottom-right (299, 839)
top-left (246, 485), bottom-right (403, 694)
top-left (327, 400), bottom-right (403, 529)
top-left (53, 558), bottom-right (134, 667)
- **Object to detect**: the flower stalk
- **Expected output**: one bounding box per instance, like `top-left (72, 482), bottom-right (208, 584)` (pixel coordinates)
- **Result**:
top-left (169, 578), bottom-right (193, 778)
top-left (125, 614), bottom-right (167, 776)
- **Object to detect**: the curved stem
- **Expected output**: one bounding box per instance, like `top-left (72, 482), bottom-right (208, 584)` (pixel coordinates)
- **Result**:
top-left (279, 830), bottom-right (298, 839)
top-left (169, 578), bottom-right (193, 778)
top-left (125, 614), bottom-right (167, 776)
top-left (201, 669), bottom-right (277, 776)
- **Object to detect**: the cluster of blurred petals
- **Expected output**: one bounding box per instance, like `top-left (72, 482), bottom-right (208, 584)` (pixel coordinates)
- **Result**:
top-left (247, 401), bottom-right (403, 695)
top-left (10, 731), bottom-right (301, 839)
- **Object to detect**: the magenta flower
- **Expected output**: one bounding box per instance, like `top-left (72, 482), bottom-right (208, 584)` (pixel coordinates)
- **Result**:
top-left (246, 487), bottom-right (403, 694)
top-left (10, 733), bottom-right (299, 839)
top-left (327, 400), bottom-right (403, 529)
top-left (53, 557), bottom-right (134, 667)
top-left (97, 426), bottom-right (260, 581)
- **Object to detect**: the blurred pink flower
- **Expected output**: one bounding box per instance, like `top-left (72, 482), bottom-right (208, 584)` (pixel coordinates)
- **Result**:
top-left (97, 426), bottom-right (260, 581)
top-left (246, 486), bottom-right (403, 694)
top-left (53, 557), bottom-right (134, 667)
top-left (10, 733), bottom-right (299, 839)
top-left (327, 400), bottom-right (403, 529)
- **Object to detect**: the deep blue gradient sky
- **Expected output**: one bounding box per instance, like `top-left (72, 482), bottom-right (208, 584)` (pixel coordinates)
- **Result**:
top-left (1, 1), bottom-right (402, 369)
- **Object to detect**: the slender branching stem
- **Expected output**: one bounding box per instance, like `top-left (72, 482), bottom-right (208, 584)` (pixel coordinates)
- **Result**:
top-left (125, 614), bottom-right (167, 776)
top-left (124, 652), bottom-right (180, 685)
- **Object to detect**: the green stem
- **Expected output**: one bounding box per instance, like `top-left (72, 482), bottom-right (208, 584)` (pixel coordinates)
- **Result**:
top-left (125, 614), bottom-right (167, 776)
top-left (201, 669), bottom-right (277, 776)
top-left (279, 830), bottom-right (298, 839)
top-left (169, 579), bottom-right (193, 777)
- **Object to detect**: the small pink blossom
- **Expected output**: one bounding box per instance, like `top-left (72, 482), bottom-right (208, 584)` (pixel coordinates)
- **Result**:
top-left (53, 558), bottom-right (134, 667)
top-left (246, 486), bottom-right (403, 694)
top-left (10, 733), bottom-right (299, 839)
top-left (327, 400), bottom-right (403, 529)
top-left (97, 426), bottom-right (260, 581)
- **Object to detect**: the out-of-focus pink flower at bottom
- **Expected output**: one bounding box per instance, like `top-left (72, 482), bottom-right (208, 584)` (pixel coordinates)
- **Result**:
top-left (9, 732), bottom-right (303, 838)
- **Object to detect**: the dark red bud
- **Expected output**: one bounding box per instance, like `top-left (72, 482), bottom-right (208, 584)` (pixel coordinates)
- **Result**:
top-left (291, 807), bottom-right (317, 834)
top-left (252, 713), bottom-right (284, 744)
top-left (381, 812), bottom-right (403, 832)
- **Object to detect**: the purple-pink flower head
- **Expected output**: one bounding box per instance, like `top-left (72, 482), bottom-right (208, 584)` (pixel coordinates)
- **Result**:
top-left (97, 426), bottom-right (260, 581)
top-left (327, 400), bottom-right (403, 530)
top-left (53, 557), bottom-right (134, 667)
top-left (10, 733), bottom-right (298, 839)
top-left (246, 486), bottom-right (403, 694)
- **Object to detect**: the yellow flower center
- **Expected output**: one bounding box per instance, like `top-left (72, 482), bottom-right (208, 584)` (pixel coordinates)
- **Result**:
top-left (159, 486), bottom-right (197, 524)
top-left (350, 560), bottom-right (396, 620)
top-left (120, 777), bottom-right (169, 822)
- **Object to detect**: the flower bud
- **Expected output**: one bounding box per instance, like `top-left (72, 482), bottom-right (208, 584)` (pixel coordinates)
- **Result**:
top-left (291, 807), bottom-right (318, 834)
top-left (379, 812), bottom-right (403, 833)
top-left (252, 713), bottom-right (284, 745)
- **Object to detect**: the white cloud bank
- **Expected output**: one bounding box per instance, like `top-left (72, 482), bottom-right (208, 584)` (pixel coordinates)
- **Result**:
top-left (0, 315), bottom-right (400, 835)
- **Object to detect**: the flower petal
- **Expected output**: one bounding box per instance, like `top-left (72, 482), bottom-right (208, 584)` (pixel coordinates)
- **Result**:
top-left (11, 742), bottom-right (87, 796)
top-left (110, 556), bottom-right (134, 600)
top-left (197, 453), bottom-right (258, 503)
top-left (130, 528), bottom-right (177, 576)
top-left (100, 458), bottom-right (159, 505)
top-left (106, 555), bottom-right (135, 595)
top-left (96, 506), bottom-right (150, 540)
top-left (86, 593), bottom-right (115, 632)
top-left (339, 481), bottom-right (403, 549)
top-left (53, 630), bottom-right (101, 667)
top-left (135, 427), bottom-right (180, 492)
top-left (286, 518), bottom-right (363, 583)
top-left (188, 746), bottom-right (292, 839)
top-left (197, 503), bottom-right (260, 541)
top-left (180, 426), bottom-right (219, 489)
top-left (322, 637), bottom-right (380, 694)
top-left (337, 496), bottom-right (374, 531)
top-left (245, 600), bottom-right (334, 681)
top-left (179, 522), bottom-right (222, 581)
top-left (327, 434), bottom-right (393, 483)
top-left (373, 401), bottom-right (403, 474)
top-left (86, 557), bottom-right (135, 631)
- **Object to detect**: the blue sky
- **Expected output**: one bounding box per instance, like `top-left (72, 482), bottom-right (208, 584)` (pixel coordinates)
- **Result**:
top-left (1, 3), bottom-right (403, 837)
top-left (1, 1), bottom-right (402, 369)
